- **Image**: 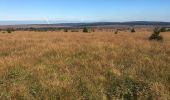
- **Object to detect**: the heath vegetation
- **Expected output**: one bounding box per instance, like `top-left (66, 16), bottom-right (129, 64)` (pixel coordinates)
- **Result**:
top-left (0, 30), bottom-right (169, 100)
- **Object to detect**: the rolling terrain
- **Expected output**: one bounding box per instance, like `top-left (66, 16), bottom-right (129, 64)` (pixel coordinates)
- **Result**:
top-left (0, 29), bottom-right (169, 99)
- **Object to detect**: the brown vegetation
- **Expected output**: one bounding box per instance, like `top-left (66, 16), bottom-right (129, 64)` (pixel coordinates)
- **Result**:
top-left (0, 30), bottom-right (169, 99)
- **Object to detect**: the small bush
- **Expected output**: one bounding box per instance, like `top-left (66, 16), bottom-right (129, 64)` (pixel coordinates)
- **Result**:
top-left (71, 29), bottom-right (79, 32)
top-left (64, 29), bottom-right (68, 32)
top-left (7, 29), bottom-right (11, 33)
top-left (149, 28), bottom-right (163, 41)
top-left (115, 30), bottom-right (118, 34)
top-left (160, 27), bottom-right (166, 32)
top-left (131, 28), bottom-right (135, 33)
top-left (6, 28), bottom-right (15, 33)
top-left (167, 28), bottom-right (170, 31)
top-left (83, 27), bottom-right (88, 33)
top-left (91, 29), bottom-right (95, 32)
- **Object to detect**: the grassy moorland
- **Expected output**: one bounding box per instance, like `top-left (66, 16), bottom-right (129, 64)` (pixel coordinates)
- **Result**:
top-left (0, 30), bottom-right (169, 100)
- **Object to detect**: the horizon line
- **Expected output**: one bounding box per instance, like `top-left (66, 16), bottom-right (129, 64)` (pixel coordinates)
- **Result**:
top-left (1, 20), bottom-right (170, 26)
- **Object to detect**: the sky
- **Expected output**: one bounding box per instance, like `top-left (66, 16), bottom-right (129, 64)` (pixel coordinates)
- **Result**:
top-left (0, 0), bottom-right (170, 23)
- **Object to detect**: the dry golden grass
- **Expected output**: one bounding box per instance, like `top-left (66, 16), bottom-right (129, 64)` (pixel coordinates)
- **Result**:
top-left (0, 30), bottom-right (169, 100)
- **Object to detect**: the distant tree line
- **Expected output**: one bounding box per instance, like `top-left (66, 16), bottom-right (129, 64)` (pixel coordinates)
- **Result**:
top-left (0, 26), bottom-right (170, 34)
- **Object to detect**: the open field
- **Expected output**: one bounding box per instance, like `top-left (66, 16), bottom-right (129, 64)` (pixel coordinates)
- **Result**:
top-left (0, 30), bottom-right (170, 99)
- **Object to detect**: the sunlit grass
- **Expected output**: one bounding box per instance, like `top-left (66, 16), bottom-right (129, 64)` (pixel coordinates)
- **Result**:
top-left (0, 31), bottom-right (169, 99)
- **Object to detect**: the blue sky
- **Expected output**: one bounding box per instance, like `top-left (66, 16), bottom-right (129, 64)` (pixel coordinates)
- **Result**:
top-left (0, 0), bottom-right (170, 22)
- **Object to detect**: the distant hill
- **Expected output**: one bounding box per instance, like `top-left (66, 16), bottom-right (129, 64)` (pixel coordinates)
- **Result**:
top-left (1, 21), bottom-right (170, 28)
top-left (55, 21), bottom-right (170, 27)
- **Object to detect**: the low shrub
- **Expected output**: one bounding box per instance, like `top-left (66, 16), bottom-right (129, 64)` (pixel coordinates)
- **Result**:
top-left (6, 28), bottom-right (15, 33)
top-left (131, 28), bottom-right (135, 33)
top-left (160, 27), bottom-right (166, 32)
top-left (115, 30), bottom-right (118, 34)
top-left (64, 29), bottom-right (68, 32)
top-left (149, 28), bottom-right (163, 41)
top-left (83, 27), bottom-right (88, 33)
top-left (71, 29), bottom-right (79, 32)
